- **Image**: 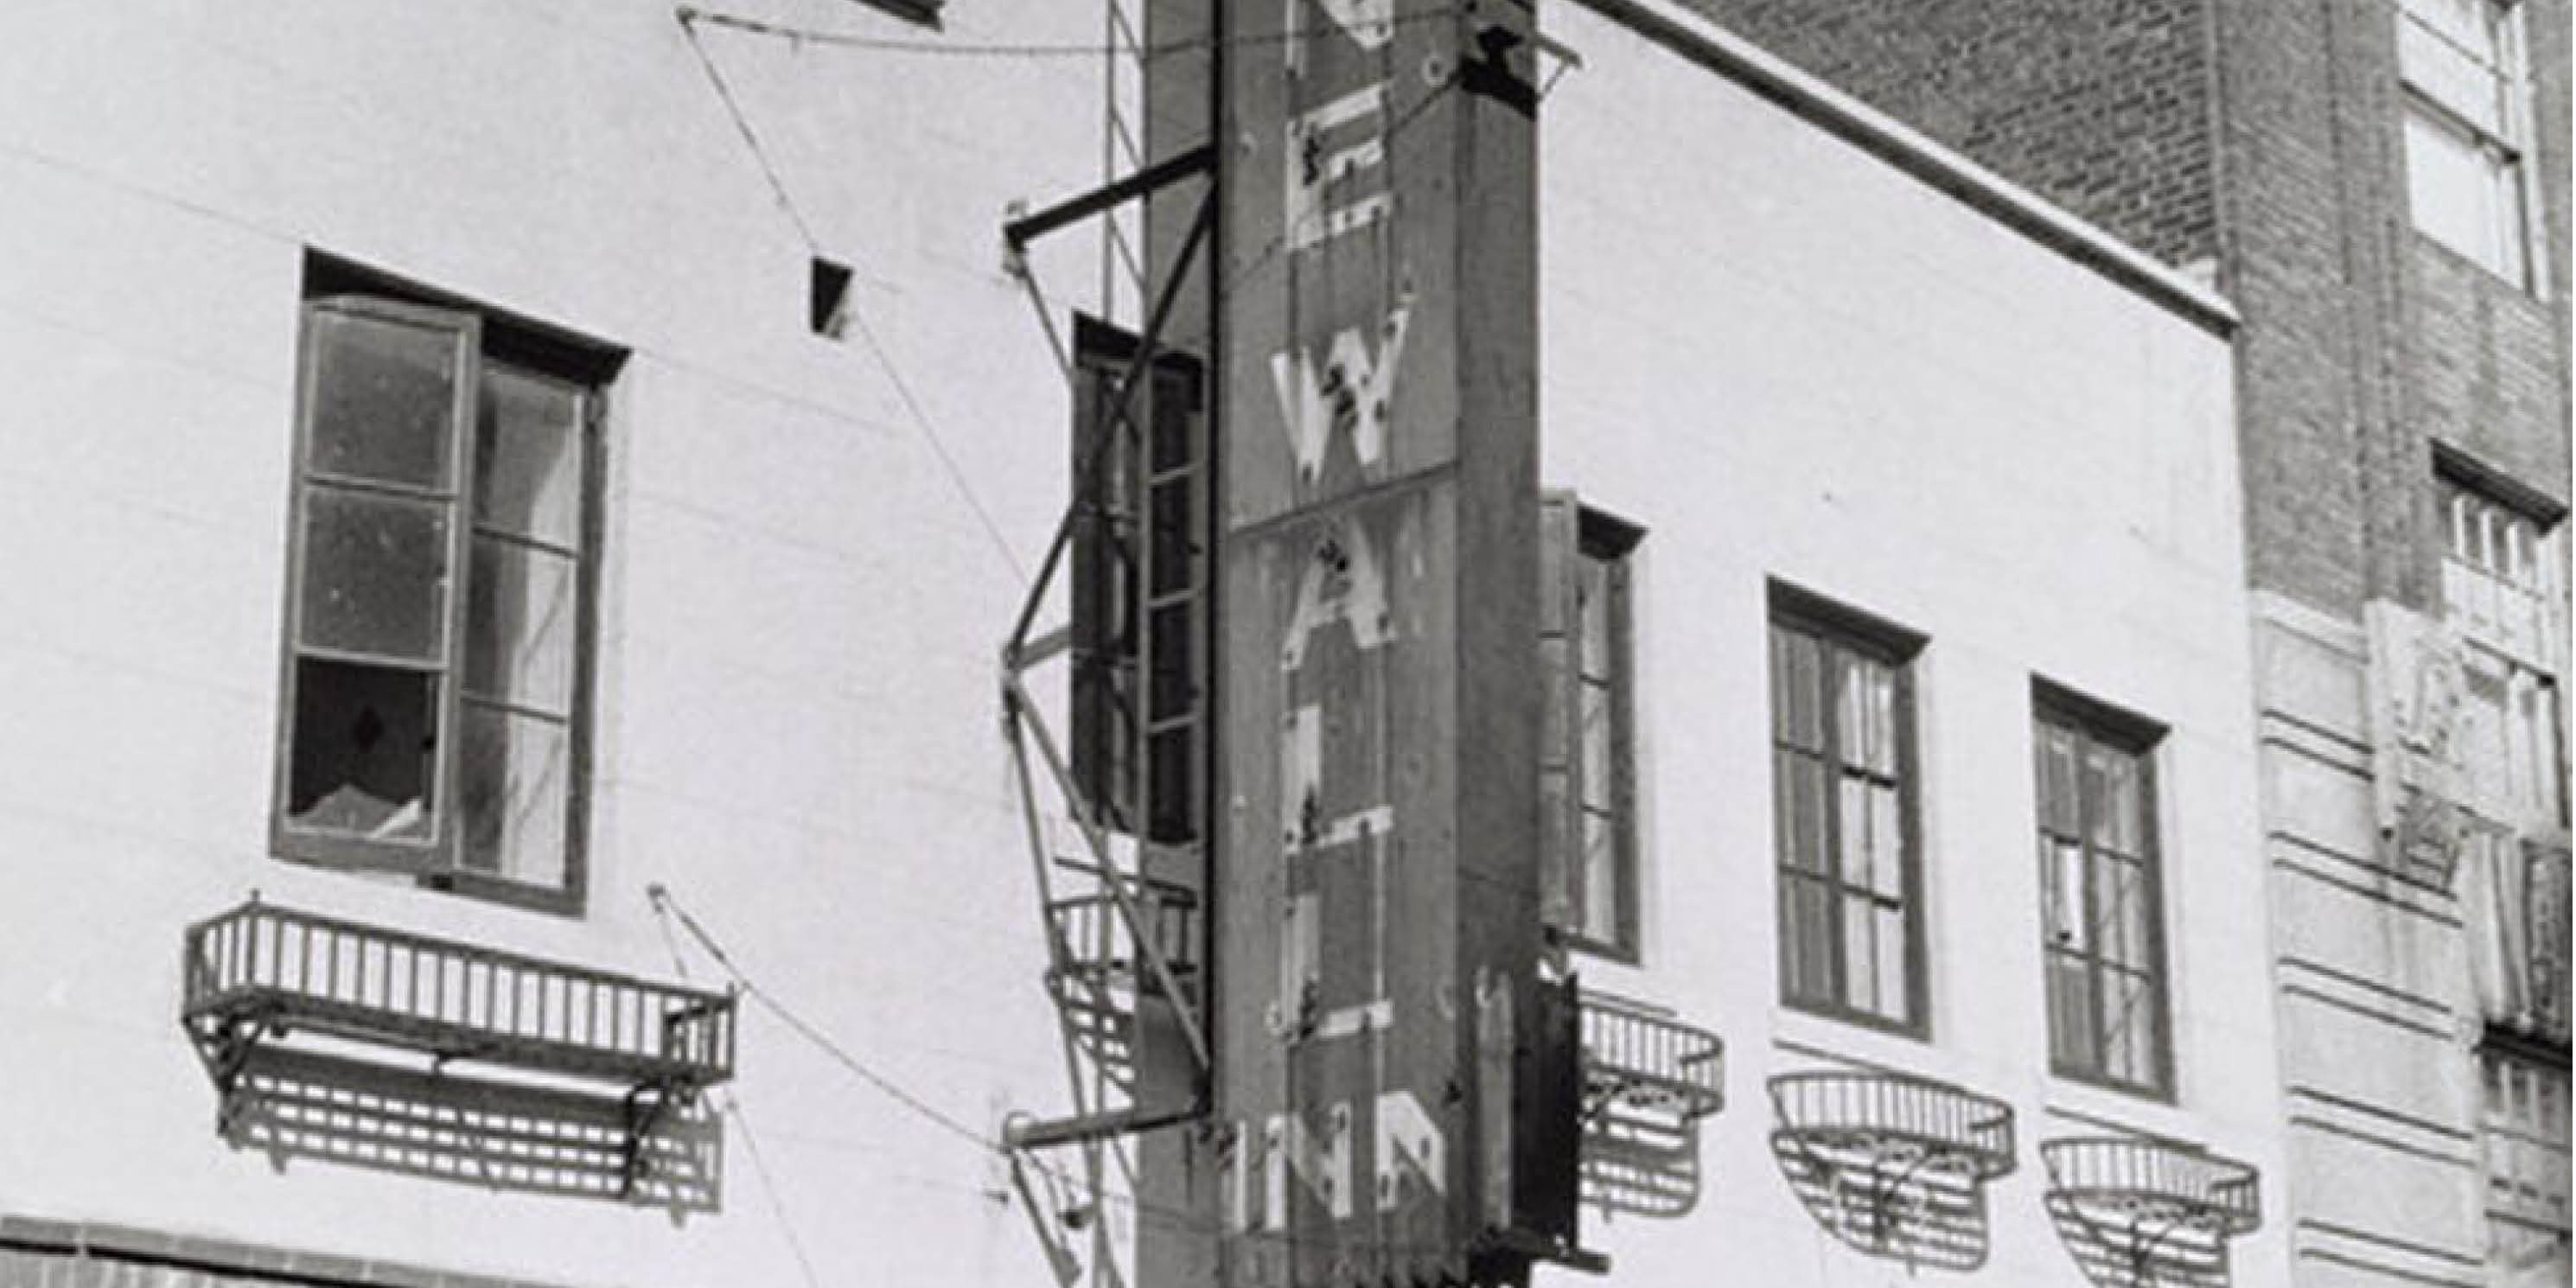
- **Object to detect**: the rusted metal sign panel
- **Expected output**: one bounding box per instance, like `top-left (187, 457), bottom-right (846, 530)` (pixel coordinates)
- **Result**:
top-left (1165, 0), bottom-right (1561, 1281)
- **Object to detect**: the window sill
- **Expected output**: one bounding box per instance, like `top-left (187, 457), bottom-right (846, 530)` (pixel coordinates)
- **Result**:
top-left (1778, 994), bottom-right (1929, 1045)
top-left (267, 847), bottom-right (583, 919)
top-left (1566, 932), bottom-right (1641, 968)
top-left (2050, 1061), bottom-right (2176, 1108)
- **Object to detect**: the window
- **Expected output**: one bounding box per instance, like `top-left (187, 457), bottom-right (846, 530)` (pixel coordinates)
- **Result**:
top-left (2033, 690), bottom-right (2171, 1096)
top-left (1769, 587), bottom-right (1923, 1031)
top-left (1068, 316), bottom-right (1207, 845)
top-left (2439, 467), bottom-right (2566, 831)
top-left (2479, 1045), bottom-right (2572, 1278)
top-left (2398, 0), bottom-right (2535, 284)
top-left (273, 267), bottom-right (612, 913)
top-left (1540, 497), bottom-right (1642, 959)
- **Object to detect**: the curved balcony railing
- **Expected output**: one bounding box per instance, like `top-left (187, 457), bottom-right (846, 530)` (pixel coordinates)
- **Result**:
top-left (1581, 987), bottom-right (1724, 1122)
top-left (1767, 1068), bottom-right (2016, 1181)
top-left (2039, 1137), bottom-right (2260, 1237)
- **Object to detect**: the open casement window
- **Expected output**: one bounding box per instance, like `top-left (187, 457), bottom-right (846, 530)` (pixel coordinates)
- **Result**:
top-left (1539, 494), bottom-right (1642, 960)
top-left (2033, 690), bottom-right (2172, 1098)
top-left (1068, 316), bottom-right (1208, 848)
top-left (1769, 587), bottom-right (1925, 1033)
top-left (274, 294), bottom-right (598, 912)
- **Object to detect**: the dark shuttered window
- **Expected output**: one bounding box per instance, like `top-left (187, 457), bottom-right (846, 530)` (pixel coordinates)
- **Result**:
top-left (1540, 494), bottom-right (1643, 960)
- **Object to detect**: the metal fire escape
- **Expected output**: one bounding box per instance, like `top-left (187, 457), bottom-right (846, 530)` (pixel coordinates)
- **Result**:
top-left (995, 6), bottom-right (1219, 1282)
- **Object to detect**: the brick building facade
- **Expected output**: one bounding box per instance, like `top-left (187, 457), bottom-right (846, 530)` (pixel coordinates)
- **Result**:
top-left (1682, 2), bottom-right (2576, 1285)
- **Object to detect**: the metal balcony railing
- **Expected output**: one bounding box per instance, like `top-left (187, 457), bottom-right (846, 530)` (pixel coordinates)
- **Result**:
top-left (1581, 987), bottom-right (1724, 1123)
top-left (1768, 1069), bottom-right (2018, 1182)
top-left (182, 900), bottom-right (736, 1091)
top-left (2039, 1137), bottom-right (2260, 1237)
top-left (1045, 866), bottom-right (1200, 993)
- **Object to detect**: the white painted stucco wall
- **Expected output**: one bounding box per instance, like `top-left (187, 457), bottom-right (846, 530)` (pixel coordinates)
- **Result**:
top-left (0, 0), bottom-right (1117, 1284)
top-left (1532, 4), bottom-right (2289, 1286)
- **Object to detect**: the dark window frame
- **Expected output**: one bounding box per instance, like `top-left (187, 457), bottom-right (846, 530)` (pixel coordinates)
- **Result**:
top-left (1067, 314), bottom-right (1208, 849)
top-left (2032, 681), bottom-right (2176, 1100)
top-left (1768, 582), bottom-right (1929, 1037)
top-left (269, 255), bottom-right (617, 917)
top-left (1565, 506), bottom-right (1644, 963)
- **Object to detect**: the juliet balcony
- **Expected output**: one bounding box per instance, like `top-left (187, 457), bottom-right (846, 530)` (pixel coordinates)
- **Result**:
top-left (181, 899), bottom-right (736, 1203)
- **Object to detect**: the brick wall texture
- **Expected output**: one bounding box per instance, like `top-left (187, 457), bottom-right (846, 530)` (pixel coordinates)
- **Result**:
top-left (1680, 0), bottom-right (2220, 268)
top-left (1684, 0), bottom-right (2572, 619)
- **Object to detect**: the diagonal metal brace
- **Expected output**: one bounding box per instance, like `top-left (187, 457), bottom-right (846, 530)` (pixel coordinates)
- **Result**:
top-left (1004, 144), bottom-right (1215, 253)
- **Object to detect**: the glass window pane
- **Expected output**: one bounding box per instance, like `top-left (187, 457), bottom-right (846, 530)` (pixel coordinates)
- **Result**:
top-left (2104, 749), bottom-right (2145, 854)
top-left (286, 658), bottom-right (437, 841)
top-left (1578, 558), bottom-right (1610, 677)
top-left (2406, 108), bottom-right (2520, 276)
top-left (1782, 876), bottom-right (1835, 1003)
top-left (459, 704), bottom-right (570, 888)
top-left (463, 540), bottom-right (577, 715)
top-left (1150, 478), bottom-right (1193, 596)
top-left (2047, 839), bottom-right (2088, 950)
top-left (1776, 750), bottom-right (1830, 873)
top-left (299, 487), bottom-right (452, 664)
top-left (1772, 626), bottom-right (1822, 749)
top-left (1149, 367), bottom-right (1195, 473)
top-left (1873, 902), bottom-right (1909, 1020)
top-left (1579, 679), bottom-right (1612, 808)
top-left (1843, 896), bottom-right (1878, 1014)
top-left (308, 307), bottom-right (466, 490)
top-left (1840, 774), bottom-right (1877, 888)
top-left (2102, 966), bottom-right (2161, 1086)
top-left (2039, 722), bottom-right (2082, 835)
top-left (1829, 654), bottom-right (1894, 775)
top-left (475, 367), bottom-right (584, 547)
top-left (1870, 781), bottom-right (1904, 898)
top-left (2048, 952), bottom-right (2094, 1070)
top-left (2082, 743), bottom-right (2114, 849)
top-left (1581, 809), bottom-right (1617, 945)
top-left (2096, 854), bottom-right (2152, 970)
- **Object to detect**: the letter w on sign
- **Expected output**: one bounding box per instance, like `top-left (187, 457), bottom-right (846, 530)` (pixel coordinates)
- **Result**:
top-left (1270, 302), bottom-right (1412, 483)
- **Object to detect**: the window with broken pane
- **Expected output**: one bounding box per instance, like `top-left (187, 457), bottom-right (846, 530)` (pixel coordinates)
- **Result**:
top-left (274, 285), bottom-right (604, 912)
top-left (1770, 593), bottom-right (1922, 1032)
top-left (2035, 692), bottom-right (2171, 1097)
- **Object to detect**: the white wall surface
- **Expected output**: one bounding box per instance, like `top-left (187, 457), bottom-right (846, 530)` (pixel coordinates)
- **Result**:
top-left (1532, 4), bottom-right (2287, 1286)
top-left (0, 0), bottom-right (1119, 1284)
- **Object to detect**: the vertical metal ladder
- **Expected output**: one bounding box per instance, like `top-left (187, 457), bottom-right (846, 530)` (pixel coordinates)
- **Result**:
top-left (997, 26), bottom-right (1221, 1273)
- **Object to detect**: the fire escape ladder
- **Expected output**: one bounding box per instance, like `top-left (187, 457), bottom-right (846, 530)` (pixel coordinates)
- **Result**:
top-left (997, 139), bottom-right (1216, 1288)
